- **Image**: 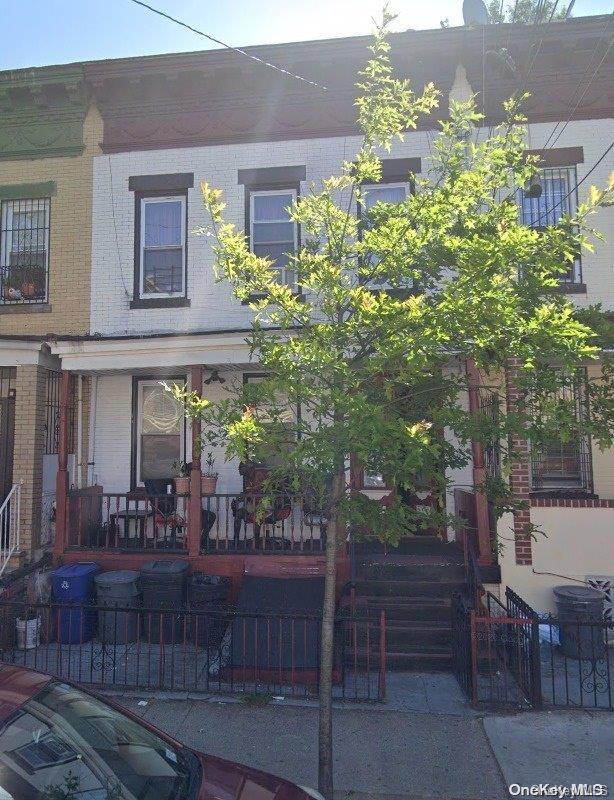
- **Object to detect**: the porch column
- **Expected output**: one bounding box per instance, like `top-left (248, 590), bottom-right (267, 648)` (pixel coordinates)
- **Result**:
top-left (466, 359), bottom-right (494, 566)
top-left (187, 365), bottom-right (203, 558)
top-left (53, 370), bottom-right (70, 557)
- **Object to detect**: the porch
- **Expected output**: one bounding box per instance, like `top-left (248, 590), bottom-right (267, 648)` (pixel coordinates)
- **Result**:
top-left (48, 335), bottom-right (497, 586)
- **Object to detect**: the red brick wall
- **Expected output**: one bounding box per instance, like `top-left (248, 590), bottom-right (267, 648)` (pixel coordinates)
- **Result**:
top-left (505, 361), bottom-right (533, 566)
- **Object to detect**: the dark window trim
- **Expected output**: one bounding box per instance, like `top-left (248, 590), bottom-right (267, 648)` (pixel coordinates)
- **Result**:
top-left (133, 188), bottom-right (189, 306)
top-left (0, 181), bottom-right (57, 200)
top-left (360, 157), bottom-right (421, 186)
top-left (130, 297), bottom-right (191, 310)
top-left (525, 147), bottom-right (584, 168)
top-left (243, 181), bottom-right (302, 301)
top-left (130, 373), bottom-right (187, 490)
top-left (238, 165), bottom-right (306, 187)
top-left (129, 173), bottom-right (194, 192)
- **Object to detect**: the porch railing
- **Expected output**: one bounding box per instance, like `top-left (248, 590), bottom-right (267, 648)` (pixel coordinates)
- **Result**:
top-left (0, 598), bottom-right (385, 702)
top-left (0, 484), bottom-right (20, 576)
top-left (67, 488), bottom-right (188, 552)
top-left (201, 493), bottom-right (325, 554)
top-left (66, 488), bottom-right (326, 555)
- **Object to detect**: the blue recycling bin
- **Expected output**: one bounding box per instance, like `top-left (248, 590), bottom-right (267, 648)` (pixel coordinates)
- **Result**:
top-left (51, 563), bottom-right (101, 644)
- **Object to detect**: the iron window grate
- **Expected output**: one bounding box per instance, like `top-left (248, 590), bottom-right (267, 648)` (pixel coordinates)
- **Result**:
top-left (0, 197), bottom-right (50, 304)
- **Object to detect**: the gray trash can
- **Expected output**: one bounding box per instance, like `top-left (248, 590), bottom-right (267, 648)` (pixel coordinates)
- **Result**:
top-left (553, 585), bottom-right (605, 660)
top-left (95, 570), bottom-right (139, 644)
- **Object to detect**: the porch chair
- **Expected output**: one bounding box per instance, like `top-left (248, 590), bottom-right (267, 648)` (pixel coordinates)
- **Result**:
top-left (231, 465), bottom-right (292, 549)
top-left (143, 479), bottom-right (186, 549)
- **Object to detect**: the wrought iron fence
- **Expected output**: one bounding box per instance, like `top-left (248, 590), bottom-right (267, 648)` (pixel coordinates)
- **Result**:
top-left (0, 599), bottom-right (385, 702)
top-left (451, 591), bottom-right (473, 698)
top-left (452, 586), bottom-right (613, 710)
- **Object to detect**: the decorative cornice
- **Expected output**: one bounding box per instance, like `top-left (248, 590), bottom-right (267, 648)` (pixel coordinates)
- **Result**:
top-left (0, 64), bottom-right (89, 161)
top-left (82, 16), bottom-right (614, 154)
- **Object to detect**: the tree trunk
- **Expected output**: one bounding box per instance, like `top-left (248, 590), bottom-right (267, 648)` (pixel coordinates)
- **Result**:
top-left (318, 469), bottom-right (344, 800)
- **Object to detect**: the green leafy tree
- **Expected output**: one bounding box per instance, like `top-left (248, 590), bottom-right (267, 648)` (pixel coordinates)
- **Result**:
top-left (171, 11), bottom-right (613, 798)
top-left (487, 0), bottom-right (570, 23)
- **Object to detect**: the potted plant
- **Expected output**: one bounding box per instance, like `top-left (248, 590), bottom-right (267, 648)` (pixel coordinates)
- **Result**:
top-left (172, 459), bottom-right (190, 494)
top-left (201, 451), bottom-right (219, 495)
top-left (21, 281), bottom-right (36, 299)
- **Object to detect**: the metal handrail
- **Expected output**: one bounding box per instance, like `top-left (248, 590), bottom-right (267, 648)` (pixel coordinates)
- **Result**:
top-left (0, 484), bottom-right (20, 577)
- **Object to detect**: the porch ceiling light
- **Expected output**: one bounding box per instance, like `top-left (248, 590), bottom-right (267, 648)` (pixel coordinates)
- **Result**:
top-left (204, 369), bottom-right (226, 385)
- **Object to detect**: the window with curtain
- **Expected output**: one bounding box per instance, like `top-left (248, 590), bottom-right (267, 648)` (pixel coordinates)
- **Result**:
top-left (139, 196), bottom-right (186, 296)
top-left (249, 190), bottom-right (297, 288)
top-left (517, 166), bottom-right (582, 284)
top-left (360, 182), bottom-right (410, 289)
top-left (0, 198), bottom-right (50, 303)
top-left (135, 380), bottom-right (185, 484)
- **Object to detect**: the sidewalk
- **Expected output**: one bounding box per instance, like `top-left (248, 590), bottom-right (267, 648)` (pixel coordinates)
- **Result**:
top-left (115, 678), bottom-right (614, 800)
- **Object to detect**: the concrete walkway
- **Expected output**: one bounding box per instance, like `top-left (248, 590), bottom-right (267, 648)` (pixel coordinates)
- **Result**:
top-left (120, 696), bottom-right (508, 800)
top-left (114, 675), bottom-right (614, 800)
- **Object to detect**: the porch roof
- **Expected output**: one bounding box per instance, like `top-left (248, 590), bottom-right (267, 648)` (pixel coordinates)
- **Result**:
top-left (0, 339), bottom-right (59, 369)
top-left (49, 330), bottom-right (256, 372)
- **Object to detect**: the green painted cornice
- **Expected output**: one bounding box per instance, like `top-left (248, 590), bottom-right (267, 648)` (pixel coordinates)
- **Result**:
top-left (0, 63), bottom-right (89, 161)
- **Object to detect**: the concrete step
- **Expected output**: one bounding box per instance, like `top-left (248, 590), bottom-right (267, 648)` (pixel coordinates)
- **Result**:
top-left (350, 621), bottom-right (451, 649)
top-left (355, 537), bottom-right (462, 556)
top-left (349, 646), bottom-right (453, 672)
top-left (353, 578), bottom-right (465, 598)
top-left (359, 562), bottom-right (466, 581)
top-left (341, 595), bottom-right (453, 622)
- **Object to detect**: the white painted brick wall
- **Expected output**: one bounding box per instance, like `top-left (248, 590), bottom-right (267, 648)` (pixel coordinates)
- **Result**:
top-left (91, 119), bottom-right (614, 338)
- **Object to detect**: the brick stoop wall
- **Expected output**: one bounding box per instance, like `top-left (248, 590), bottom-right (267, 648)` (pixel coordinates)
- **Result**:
top-left (505, 361), bottom-right (533, 566)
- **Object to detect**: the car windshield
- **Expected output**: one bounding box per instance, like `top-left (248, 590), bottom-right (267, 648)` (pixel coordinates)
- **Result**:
top-left (0, 680), bottom-right (194, 800)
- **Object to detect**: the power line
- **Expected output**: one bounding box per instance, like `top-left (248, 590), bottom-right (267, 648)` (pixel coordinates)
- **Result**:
top-left (543, 16), bottom-right (614, 151)
top-left (127, 0), bottom-right (328, 91)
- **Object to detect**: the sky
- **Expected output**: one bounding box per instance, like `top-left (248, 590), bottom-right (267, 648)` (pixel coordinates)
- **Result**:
top-left (0, 0), bottom-right (611, 71)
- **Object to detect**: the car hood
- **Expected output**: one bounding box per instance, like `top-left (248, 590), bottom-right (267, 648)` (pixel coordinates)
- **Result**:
top-left (196, 751), bottom-right (314, 800)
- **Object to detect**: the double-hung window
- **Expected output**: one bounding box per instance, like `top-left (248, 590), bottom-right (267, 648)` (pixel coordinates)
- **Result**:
top-left (360, 182), bottom-right (410, 289)
top-left (0, 197), bottom-right (50, 304)
top-left (139, 196), bottom-right (186, 297)
top-left (129, 172), bottom-right (193, 308)
top-left (517, 166), bottom-right (582, 285)
top-left (249, 189), bottom-right (297, 288)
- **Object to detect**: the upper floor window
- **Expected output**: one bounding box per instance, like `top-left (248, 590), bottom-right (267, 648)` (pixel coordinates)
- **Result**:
top-left (0, 197), bottom-right (50, 304)
top-left (128, 173), bottom-right (194, 309)
top-left (249, 189), bottom-right (297, 288)
top-left (360, 182), bottom-right (410, 289)
top-left (139, 196), bottom-right (186, 298)
top-left (517, 166), bottom-right (582, 285)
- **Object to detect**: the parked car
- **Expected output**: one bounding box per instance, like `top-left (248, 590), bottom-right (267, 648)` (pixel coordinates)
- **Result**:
top-left (0, 664), bottom-right (323, 800)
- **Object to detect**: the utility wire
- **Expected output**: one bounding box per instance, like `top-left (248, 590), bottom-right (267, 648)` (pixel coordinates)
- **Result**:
top-left (543, 17), bottom-right (614, 151)
top-left (534, 138), bottom-right (614, 226)
top-left (127, 0), bottom-right (328, 91)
